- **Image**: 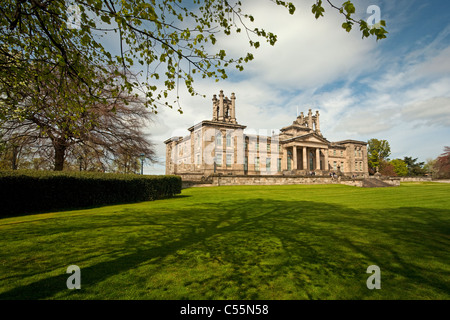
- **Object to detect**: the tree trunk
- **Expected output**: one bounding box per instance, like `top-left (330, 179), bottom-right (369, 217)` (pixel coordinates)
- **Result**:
top-left (11, 145), bottom-right (18, 170)
top-left (54, 141), bottom-right (67, 171)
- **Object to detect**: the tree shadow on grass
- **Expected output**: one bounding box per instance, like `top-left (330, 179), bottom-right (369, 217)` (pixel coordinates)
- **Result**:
top-left (0, 195), bottom-right (191, 220)
top-left (0, 198), bottom-right (449, 299)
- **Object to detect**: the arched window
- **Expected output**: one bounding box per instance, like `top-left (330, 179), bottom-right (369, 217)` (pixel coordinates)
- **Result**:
top-left (216, 132), bottom-right (222, 146)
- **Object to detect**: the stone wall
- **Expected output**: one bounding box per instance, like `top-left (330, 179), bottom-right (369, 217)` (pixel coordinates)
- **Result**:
top-left (399, 176), bottom-right (433, 182)
top-left (340, 180), bottom-right (364, 187)
top-left (380, 177), bottom-right (401, 186)
top-left (178, 174), bottom-right (401, 187)
top-left (210, 175), bottom-right (339, 186)
top-left (176, 173), bottom-right (207, 181)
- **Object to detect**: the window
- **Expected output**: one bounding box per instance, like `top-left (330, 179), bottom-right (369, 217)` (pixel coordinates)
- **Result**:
top-left (244, 140), bottom-right (248, 151)
top-left (256, 142), bottom-right (259, 151)
top-left (255, 157), bottom-right (260, 171)
top-left (196, 133), bottom-right (201, 148)
top-left (216, 153), bottom-right (222, 167)
top-left (333, 150), bottom-right (336, 156)
top-left (277, 158), bottom-right (282, 172)
top-left (355, 161), bottom-right (358, 171)
top-left (341, 162), bottom-right (344, 170)
top-left (266, 158), bottom-right (271, 171)
top-left (333, 161), bottom-right (337, 171)
top-left (216, 133), bottom-right (222, 146)
top-left (341, 150), bottom-right (343, 157)
top-left (244, 156), bottom-right (248, 171)
top-left (226, 154), bottom-right (232, 167)
top-left (267, 143), bottom-right (271, 152)
top-left (226, 134), bottom-right (231, 147)
top-left (359, 162), bottom-right (363, 171)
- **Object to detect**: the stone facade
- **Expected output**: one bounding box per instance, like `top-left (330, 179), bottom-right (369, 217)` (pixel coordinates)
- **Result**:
top-left (165, 91), bottom-right (369, 180)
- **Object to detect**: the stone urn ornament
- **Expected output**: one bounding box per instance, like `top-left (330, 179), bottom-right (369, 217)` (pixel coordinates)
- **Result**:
top-left (374, 166), bottom-right (381, 177)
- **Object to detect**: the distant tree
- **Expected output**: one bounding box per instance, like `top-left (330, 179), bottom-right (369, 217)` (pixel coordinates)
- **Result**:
top-left (403, 156), bottom-right (426, 176)
top-left (379, 160), bottom-right (396, 177)
top-left (0, 134), bottom-right (37, 170)
top-left (390, 159), bottom-right (408, 177)
top-left (64, 142), bottom-right (108, 172)
top-left (423, 158), bottom-right (438, 177)
top-left (112, 148), bottom-right (142, 174)
top-left (434, 147), bottom-right (450, 179)
top-left (0, 70), bottom-right (155, 171)
top-left (368, 138), bottom-right (391, 172)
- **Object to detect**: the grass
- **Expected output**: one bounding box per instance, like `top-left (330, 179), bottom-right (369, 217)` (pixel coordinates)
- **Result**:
top-left (0, 182), bottom-right (449, 300)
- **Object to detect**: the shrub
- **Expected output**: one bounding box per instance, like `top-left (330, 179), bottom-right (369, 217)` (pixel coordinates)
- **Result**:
top-left (0, 170), bottom-right (181, 217)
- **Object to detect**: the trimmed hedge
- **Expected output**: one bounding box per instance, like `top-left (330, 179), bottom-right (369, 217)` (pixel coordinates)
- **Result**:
top-left (0, 170), bottom-right (182, 217)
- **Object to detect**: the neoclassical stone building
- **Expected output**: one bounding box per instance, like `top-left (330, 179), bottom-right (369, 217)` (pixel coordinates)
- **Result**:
top-left (164, 91), bottom-right (368, 180)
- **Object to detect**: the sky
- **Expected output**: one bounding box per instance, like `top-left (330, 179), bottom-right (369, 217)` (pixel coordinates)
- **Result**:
top-left (137, 0), bottom-right (450, 175)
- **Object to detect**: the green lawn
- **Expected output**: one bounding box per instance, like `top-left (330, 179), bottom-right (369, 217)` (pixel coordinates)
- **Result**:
top-left (0, 182), bottom-right (449, 300)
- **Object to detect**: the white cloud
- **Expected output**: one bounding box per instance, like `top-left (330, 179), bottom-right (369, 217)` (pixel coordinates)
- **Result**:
top-left (413, 46), bottom-right (450, 77)
top-left (213, 0), bottom-right (380, 90)
top-left (402, 96), bottom-right (450, 126)
top-left (334, 109), bottom-right (396, 136)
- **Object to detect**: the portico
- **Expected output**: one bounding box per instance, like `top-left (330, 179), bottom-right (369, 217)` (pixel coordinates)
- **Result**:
top-left (282, 140), bottom-right (329, 174)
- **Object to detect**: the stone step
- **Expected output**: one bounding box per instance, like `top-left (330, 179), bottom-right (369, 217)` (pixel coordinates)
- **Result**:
top-left (362, 178), bottom-right (393, 188)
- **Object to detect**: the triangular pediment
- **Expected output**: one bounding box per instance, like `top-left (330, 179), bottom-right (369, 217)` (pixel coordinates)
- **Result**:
top-left (283, 132), bottom-right (330, 145)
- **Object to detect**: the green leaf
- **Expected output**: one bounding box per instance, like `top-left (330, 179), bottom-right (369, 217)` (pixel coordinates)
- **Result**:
top-left (100, 15), bottom-right (111, 24)
top-left (342, 21), bottom-right (353, 32)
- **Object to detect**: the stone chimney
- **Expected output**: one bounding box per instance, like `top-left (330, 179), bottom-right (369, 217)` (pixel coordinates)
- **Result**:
top-left (315, 110), bottom-right (321, 135)
top-left (231, 92), bottom-right (236, 123)
top-left (307, 109), bottom-right (313, 129)
top-left (219, 90), bottom-right (224, 121)
top-left (212, 94), bottom-right (218, 120)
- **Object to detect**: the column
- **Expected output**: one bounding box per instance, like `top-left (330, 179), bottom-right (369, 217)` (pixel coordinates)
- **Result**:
top-left (302, 147), bottom-right (307, 170)
top-left (293, 146), bottom-right (298, 170)
top-left (222, 134), bottom-right (226, 169)
top-left (282, 147), bottom-right (287, 171)
top-left (316, 148), bottom-right (320, 170)
top-left (190, 132), bottom-right (195, 169)
top-left (173, 142), bottom-right (179, 174)
top-left (324, 148), bottom-right (329, 171)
